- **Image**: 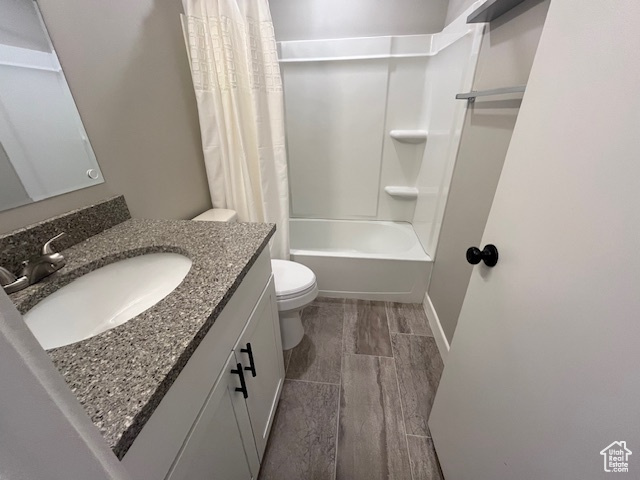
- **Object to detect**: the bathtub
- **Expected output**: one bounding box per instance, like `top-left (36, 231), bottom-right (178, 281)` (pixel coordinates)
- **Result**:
top-left (289, 218), bottom-right (432, 303)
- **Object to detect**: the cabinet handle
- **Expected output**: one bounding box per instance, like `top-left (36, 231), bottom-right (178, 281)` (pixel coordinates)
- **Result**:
top-left (241, 343), bottom-right (257, 377)
top-left (231, 363), bottom-right (249, 399)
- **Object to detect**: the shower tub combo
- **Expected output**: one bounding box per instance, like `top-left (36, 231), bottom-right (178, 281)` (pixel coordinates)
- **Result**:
top-left (280, 5), bottom-right (484, 303)
top-left (290, 219), bottom-right (432, 303)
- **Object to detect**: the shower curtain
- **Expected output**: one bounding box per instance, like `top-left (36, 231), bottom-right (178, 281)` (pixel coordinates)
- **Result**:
top-left (181, 0), bottom-right (289, 259)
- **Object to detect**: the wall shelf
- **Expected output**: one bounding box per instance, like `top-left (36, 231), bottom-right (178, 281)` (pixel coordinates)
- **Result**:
top-left (467, 0), bottom-right (527, 23)
top-left (384, 186), bottom-right (419, 199)
top-left (456, 85), bottom-right (526, 102)
top-left (389, 130), bottom-right (428, 144)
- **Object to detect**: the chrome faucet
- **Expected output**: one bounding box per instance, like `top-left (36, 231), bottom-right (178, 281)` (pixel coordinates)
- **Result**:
top-left (1, 232), bottom-right (66, 294)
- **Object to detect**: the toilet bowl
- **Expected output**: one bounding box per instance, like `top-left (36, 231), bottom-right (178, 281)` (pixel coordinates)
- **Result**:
top-left (191, 208), bottom-right (317, 350)
top-left (271, 259), bottom-right (318, 350)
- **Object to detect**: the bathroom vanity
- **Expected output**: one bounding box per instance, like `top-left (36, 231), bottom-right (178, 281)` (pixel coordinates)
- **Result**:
top-left (4, 197), bottom-right (283, 480)
top-left (123, 246), bottom-right (283, 480)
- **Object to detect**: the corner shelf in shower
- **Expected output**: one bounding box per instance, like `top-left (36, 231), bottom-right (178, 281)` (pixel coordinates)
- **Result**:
top-left (384, 186), bottom-right (419, 199)
top-left (389, 130), bottom-right (428, 144)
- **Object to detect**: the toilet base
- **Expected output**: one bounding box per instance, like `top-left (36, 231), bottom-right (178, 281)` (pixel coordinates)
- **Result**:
top-left (279, 308), bottom-right (305, 350)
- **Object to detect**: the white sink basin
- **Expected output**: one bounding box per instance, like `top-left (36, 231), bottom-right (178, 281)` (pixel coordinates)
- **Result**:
top-left (24, 253), bottom-right (192, 350)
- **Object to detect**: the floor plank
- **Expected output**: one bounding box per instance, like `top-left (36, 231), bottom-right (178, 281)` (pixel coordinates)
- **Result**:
top-left (312, 297), bottom-right (345, 306)
top-left (286, 301), bottom-right (344, 384)
top-left (391, 334), bottom-right (444, 436)
top-left (407, 436), bottom-right (444, 480)
top-left (386, 302), bottom-right (433, 336)
top-left (336, 354), bottom-right (412, 480)
top-left (343, 300), bottom-right (393, 357)
top-left (259, 380), bottom-right (340, 480)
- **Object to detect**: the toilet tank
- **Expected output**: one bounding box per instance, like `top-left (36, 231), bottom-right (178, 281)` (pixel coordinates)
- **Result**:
top-left (192, 209), bottom-right (238, 222)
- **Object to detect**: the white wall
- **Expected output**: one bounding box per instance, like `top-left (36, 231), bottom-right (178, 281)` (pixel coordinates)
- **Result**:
top-left (445, 0), bottom-right (477, 25)
top-left (428, 0), bottom-right (551, 343)
top-left (270, 0), bottom-right (449, 41)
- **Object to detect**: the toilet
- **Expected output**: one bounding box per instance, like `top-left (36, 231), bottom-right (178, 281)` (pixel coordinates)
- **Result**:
top-left (270, 259), bottom-right (318, 349)
top-left (192, 209), bottom-right (318, 350)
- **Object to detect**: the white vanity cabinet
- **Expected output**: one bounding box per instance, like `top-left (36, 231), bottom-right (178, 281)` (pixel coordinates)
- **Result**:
top-left (233, 285), bottom-right (284, 459)
top-left (122, 249), bottom-right (284, 480)
top-left (165, 352), bottom-right (259, 480)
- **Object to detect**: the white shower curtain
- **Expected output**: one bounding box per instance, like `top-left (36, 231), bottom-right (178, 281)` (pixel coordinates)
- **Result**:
top-left (181, 0), bottom-right (289, 259)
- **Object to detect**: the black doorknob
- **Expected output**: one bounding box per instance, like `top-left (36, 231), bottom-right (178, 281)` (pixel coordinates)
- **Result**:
top-left (466, 244), bottom-right (499, 267)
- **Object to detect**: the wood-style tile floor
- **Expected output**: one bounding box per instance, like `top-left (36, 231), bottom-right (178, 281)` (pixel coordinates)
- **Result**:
top-left (258, 298), bottom-right (445, 480)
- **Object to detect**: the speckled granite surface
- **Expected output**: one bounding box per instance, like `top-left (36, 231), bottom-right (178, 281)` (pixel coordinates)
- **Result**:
top-left (0, 195), bottom-right (130, 274)
top-left (10, 218), bottom-right (275, 459)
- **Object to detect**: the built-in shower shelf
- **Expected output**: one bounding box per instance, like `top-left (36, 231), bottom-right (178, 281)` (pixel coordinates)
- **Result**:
top-left (389, 130), bottom-right (428, 144)
top-left (384, 186), bottom-right (419, 199)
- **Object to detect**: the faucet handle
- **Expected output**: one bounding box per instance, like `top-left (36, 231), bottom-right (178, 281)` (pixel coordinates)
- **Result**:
top-left (42, 232), bottom-right (66, 255)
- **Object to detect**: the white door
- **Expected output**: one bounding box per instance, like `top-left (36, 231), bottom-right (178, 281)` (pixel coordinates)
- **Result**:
top-left (234, 277), bottom-right (285, 459)
top-left (429, 2), bottom-right (640, 480)
top-left (166, 353), bottom-right (260, 480)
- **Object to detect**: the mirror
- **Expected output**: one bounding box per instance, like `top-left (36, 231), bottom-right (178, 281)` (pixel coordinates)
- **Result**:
top-left (0, 0), bottom-right (103, 212)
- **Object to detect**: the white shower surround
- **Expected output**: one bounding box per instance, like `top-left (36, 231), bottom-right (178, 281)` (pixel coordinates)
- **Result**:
top-left (280, 36), bottom-right (432, 223)
top-left (279, 2), bottom-right (485, 301)
top-left (412, 5), bottom-right (485, 258)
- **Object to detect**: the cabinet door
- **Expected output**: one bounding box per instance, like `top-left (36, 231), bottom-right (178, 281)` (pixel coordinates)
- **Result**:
top-left (166, 353), bottom-right (260, 480)
top-left (234, 276), bottom-right (285, 459)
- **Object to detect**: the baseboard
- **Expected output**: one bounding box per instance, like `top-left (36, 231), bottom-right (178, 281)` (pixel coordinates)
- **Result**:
top-left (423, 294), bottom-right (450, 363)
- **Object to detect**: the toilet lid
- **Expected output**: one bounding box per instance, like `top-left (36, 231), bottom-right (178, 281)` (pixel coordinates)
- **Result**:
top-left (271, 260), bottom-right (316, 298)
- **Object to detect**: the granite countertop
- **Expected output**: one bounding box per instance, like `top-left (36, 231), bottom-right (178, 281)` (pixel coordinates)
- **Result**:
top-left (11, 218), bottom-right (275, 459)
